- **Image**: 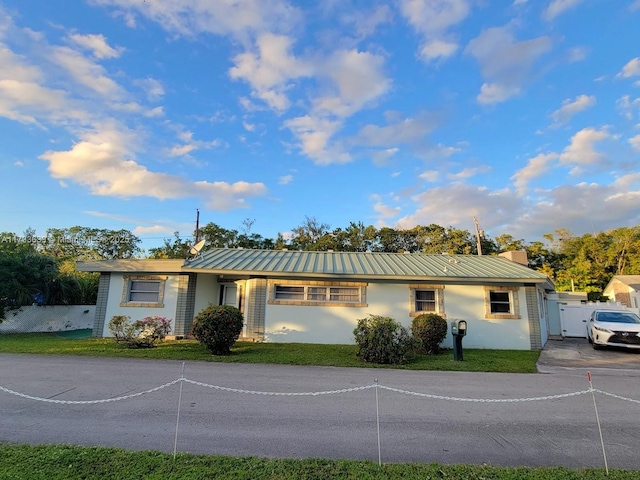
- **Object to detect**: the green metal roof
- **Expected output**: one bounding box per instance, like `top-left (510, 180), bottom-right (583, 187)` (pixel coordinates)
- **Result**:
top-left (182, 248), bottom-right (553, 286)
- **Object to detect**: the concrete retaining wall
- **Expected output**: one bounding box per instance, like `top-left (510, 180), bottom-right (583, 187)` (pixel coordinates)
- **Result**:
top-left (0, 305), bottom-right (95, 334)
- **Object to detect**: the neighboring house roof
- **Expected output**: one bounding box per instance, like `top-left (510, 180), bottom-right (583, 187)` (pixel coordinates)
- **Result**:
top-left (76, 259), bottom-right (184, 273)
top-left (604, 275), bottom-right (640, 292)
top-left (182, 248), bottom-right (554, 287)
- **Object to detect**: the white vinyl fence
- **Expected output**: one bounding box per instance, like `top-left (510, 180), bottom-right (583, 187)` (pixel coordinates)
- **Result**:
top-left (559, 302), bottom-right (640, 338)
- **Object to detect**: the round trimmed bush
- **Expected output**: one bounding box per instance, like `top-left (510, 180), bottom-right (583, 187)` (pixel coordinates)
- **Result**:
top-left (412, 313), bottom-right (448, 355)
top-left (353, 314), bottom-right (413, 365)
top-left (191, 304), bottom-right (244, 355)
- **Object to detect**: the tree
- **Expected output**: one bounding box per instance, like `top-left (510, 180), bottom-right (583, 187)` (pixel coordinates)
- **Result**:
top-left (289, 216), bottom-right (331, 251)
top-left (333, 222), bottom-right (378, 252)
top-left (40, 226), bottom-right (142, 259)
top-left (148, 232), bottom-right (192, 259)
top-left (199, 222), bottom-right (239, 249)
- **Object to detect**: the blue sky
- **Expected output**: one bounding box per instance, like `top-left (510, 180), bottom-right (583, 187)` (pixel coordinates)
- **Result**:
top-left (1, 0), bottom-right (640, 253)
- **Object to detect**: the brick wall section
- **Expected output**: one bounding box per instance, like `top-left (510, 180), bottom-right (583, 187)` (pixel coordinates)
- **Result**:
top-left (524, 286), bottom-right (542, 350)
top-left (93, 272), bottom-right (111, 337)
top-left (174, 274), bottom-right (197, 337)
top-left (245, 278), bottom-right (267, 341)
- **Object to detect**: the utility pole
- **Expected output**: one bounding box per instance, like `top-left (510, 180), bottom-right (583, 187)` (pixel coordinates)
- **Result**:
top-left (474, 217), bottom-right (484, 256)
top-left (195, 209), bottom-right (200, 243)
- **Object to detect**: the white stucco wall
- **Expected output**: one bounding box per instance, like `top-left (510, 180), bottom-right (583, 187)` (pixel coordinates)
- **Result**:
top-left (263, 282), bottom-right (533, 349)
top-left (193, 273), bottom-right (220, 316)
top-left (101, 273), bottom-right (181, 337)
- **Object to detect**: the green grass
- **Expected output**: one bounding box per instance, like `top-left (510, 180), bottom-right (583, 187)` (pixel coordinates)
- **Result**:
top-left (0, 444), bottom-right (630, 480)
top-left (0, 331), bottom-right (539, 372)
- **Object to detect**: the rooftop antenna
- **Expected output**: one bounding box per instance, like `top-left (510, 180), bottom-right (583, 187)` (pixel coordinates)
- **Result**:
top-left (187, 239), bottom-right (206, 260)
top-left (474, 217), bottom-right (484, 256)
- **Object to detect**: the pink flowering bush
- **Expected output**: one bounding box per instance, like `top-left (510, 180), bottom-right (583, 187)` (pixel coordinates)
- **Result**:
top-left (108, 315), bottom-right (172, 348)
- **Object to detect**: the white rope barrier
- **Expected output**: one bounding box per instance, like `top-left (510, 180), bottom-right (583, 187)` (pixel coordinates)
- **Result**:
top-left (1, 378), bottom-right (638, 405)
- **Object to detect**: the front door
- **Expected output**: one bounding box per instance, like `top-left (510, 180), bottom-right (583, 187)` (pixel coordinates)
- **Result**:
top-left (220, 284), bottom-right (238, 308)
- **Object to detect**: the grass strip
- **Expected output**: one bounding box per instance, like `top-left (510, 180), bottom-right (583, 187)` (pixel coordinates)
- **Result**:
top-left (0, 444), bottom-right (633, 480)
top-left (0, 332), bottom-right (539, 373)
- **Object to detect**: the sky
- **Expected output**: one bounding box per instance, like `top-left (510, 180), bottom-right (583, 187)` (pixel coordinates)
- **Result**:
top-left (1, 0), bottom-right (640, 253)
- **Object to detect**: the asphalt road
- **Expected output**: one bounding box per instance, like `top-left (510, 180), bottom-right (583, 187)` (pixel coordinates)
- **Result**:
top-left (1, 353), bottom-right (639, 470)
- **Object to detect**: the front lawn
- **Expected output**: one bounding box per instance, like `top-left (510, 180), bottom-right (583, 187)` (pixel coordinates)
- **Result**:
top-left (0, 444), bottom-right (630, 480)
top-left (0, 332), bottom-right (539, 373)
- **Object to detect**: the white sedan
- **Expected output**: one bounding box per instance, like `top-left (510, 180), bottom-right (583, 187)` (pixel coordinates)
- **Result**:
top-left (587, 309), bottom-right (640, 350)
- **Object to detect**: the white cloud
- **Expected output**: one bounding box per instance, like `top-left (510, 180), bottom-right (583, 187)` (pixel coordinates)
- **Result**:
top-left (168, 129), bottom-right (221, 157)
top-left (616, 95), bottom-right (640, 119)
top-left (566, 46), bottom-right (588, 62)
top-left (504, 180), bottom-right (640, 239)
top-left (630, 134), bottom-right (640, 151)
top-left (419, 170), bottom-right (439, 182)
top-left (134, 77), bottom-right (165, 101)
top-left (618, 57), bottom-right (640, 78)
top-left (465, 25), bottom-right (552, 104)
top-left (420, 39), bottom-right (458, 62)
top-left (88, 0), bottom-right (302, 43)
top-left (340, 4), bottom-right (392, 39)
top-left (68, 33), bottom-right (124, 59)
top-left (313, 49), bottom-right (390, 118)
top-left (396, 183), bottom-right (522, 231)
top-left (399, 0), bottom-right (471, 62)
top-left (284, 115), bottom-right (349, 165)
top-left (371, 147), bottom-right (399, 166)
top-left (511, 152), bottom-right (559, 193)
top-left (40, 126), bottom-right (266, 210)
top-left (371, 194), bottom-right (401, 219)
top-left (229, 33), bottom-right (312, 112)
top-left (559, 127), bottom-right (611, 169)
top-left (446, 165), bottom-right (491, 180)
top-left (477, 83), bottom-right (520, 105)
top-left (50, 45), bottom-right (124, 98)
top-left (543, 0), bottom-right (585, 21)
top-left (278, 174), bottom-right (293, 184)
top-left (550, 94), bottom-right (596, 125)
top-left (356, 111), bottom-right (439, 147)
top-left (631, 0), bottom-right (640, 11)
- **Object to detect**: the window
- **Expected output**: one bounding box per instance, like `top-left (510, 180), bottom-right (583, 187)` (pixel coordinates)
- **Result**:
top-left (484, 286), bottom-right (520, 319)
top-left (121, 275), bottom-right (166, 307)
top-left (270, 281), bottom-right (367, 307)
top-left (275, 286), bottom-right (305, 300)
top-left (415, 290), bottom-right (436, 312)
top-left (409, 285), bottom-right (444, 317)
top-left (129, 280), bottom-right (161, 302)
top-left (489, 291), bottom-right (511, 313)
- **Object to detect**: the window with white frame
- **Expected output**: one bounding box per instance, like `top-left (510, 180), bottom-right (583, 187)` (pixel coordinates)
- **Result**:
top-left (270, 282), bottom-right (366, 307)
top-left (484, 286), bottom-right (520, 319)
top-left (121, 275), bottom-right (166, 307)
top-left (409, 284), bottom-right (444, 317)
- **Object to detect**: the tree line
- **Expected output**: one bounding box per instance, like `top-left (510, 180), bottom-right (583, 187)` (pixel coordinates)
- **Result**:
top-left (2, 220), bottom-right (640, 319)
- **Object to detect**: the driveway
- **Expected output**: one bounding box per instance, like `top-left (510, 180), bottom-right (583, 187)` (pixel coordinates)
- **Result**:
top-left (537, 337), bottom-right (640, 374)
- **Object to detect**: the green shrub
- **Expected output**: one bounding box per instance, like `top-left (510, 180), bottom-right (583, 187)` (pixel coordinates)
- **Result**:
top-left (107, 315), bottom-right (172, 348)
top-left (191, 304), bottom-right (244, 355)
top-left (353, 314), bottom-right (413, 365)
top-left (412, 313), bottom-right (448, 354)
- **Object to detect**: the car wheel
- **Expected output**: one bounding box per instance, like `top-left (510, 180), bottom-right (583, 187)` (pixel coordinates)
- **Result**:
top-left (593, 343), bottom-right (601, 350)
top-left (587, 332), bottom-right (592, 344)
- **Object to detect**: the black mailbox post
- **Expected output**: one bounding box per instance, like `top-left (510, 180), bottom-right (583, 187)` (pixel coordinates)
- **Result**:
top-left (451, 320), bottom-right (467, 361)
